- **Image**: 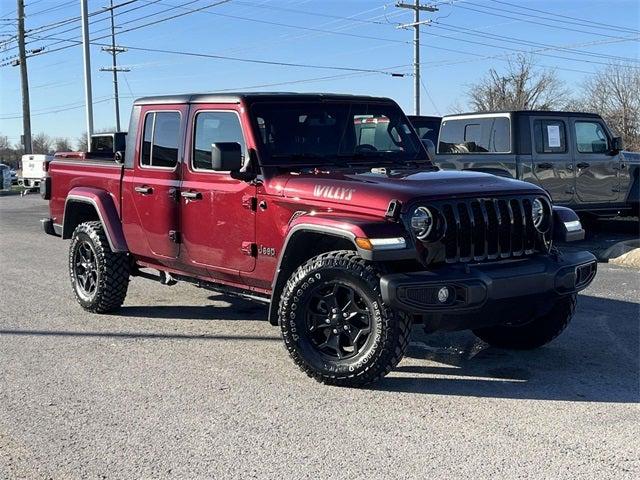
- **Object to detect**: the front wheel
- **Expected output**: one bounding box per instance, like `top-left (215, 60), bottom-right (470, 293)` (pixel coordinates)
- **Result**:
top-left (69, 221), bottom-right (130, 313)
top-left (473, 294), bottom-right (576, 350)
top-left (279, 250), bottom-right (411, 387)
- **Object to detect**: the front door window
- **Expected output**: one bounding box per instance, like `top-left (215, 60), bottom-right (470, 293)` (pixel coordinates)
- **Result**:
top-left (575, 121), bottom-right (609, 154)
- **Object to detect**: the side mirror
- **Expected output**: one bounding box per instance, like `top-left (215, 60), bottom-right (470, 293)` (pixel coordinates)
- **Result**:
top-left (211, 142), bottom-right (243, 171)
top-left (611, 136), bottom-right (623, 153)
top-left (421, 139), bottom-right (436, 161)
top-left (114, 150), bottom-right (124, 164)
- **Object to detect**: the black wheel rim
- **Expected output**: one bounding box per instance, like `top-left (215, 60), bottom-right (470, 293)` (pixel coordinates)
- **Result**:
top-left (305, 281), bottom-right (372, 360)
top-left (74, 240), bottom-right (98, 300)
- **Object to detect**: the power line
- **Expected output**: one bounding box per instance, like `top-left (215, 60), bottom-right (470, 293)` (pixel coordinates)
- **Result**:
top-left (431, 22), bottom-right (640, 64)
top-left (419, 26), bottom-right (640, 69)
top-left (0, 62), bottom-right (412, 119)
top-left (456, 2), bottom-right (639, 41)
top-left (486, 0), bottom-right (639, 35)
top-left (22, 36), bottom-right (411, 76)
top-left (26, 0), bottom-right (76, 18)
top-left (0, 97), bottom-right (114, 120)
top-left (0, 0), bottom-right (144, 52)
top-left (24, 0), bottom-right (161, 47)
top-left (25, 0), bottom-right (139, 38)
top-left (416, 36), bottom-right (634, 75)
top-left (22, 0), bottom-right (219, 53)
top-left (230, 0), bottom-right (393, 26)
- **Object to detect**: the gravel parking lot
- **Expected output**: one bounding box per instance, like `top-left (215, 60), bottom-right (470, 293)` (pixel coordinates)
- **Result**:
top-left (1, 194), bottom-right (638, 479)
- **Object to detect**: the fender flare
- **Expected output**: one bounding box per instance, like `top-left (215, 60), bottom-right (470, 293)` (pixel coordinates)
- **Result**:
top-left (63, 187), bottom-right (128, 252)
top-left (267, 216), bottom-right (415, 325)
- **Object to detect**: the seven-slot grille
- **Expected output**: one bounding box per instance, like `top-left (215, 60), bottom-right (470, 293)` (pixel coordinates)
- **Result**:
top-left (437, 197), bottom-right (539, 263)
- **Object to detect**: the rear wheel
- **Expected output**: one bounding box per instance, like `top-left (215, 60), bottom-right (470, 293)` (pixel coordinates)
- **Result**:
top-left (279, 250), bottom-right (411, 387)
top-left (69, 221), bottom-right (130, 313)
top-left (473, 294), bottom-right (576, 350)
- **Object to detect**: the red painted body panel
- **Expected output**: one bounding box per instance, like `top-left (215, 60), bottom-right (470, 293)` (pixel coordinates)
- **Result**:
top-left (179, 103), bottom-right (257, 282)
top-left (49, 160), bottom-right (122, 226)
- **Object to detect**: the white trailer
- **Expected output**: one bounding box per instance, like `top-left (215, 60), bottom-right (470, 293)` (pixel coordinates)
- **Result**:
top-left (19, 154), bottom-right (52, 193)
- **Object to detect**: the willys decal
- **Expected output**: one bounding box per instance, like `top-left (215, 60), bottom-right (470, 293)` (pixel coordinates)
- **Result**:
top-left (313, 185), bottom-right (356, 201)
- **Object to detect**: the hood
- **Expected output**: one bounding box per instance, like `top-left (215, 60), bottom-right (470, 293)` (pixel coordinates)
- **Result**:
top-left (275, 169), bottom-right (545, 213)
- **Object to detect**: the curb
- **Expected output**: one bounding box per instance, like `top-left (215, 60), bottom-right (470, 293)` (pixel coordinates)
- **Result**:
top-left (604, 239), bottom-right (640, 269)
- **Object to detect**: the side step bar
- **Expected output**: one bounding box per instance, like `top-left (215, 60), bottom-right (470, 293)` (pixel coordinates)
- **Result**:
top-left (131, 267), bottom-right (271, 304)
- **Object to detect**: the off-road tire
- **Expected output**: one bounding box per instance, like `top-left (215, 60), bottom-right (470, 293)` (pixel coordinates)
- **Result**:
top-left (69, 221), bottom-right (130, 313)
top-left (279, 250), bottom-right (412, 387)
top-left (473, 294), bottom-right (576, 350)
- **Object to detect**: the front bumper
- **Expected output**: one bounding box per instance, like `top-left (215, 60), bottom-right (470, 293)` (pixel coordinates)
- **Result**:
top-left (380, 250), bottom-right (597, 314)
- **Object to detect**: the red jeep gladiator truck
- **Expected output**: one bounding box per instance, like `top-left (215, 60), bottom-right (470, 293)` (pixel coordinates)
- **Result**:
top-left (41, 93), bottom-right (597, 387)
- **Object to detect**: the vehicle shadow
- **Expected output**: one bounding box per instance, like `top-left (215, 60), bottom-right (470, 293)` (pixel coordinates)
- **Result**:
top-left (373, 294), bottom-right (639, 403)
top-left (117, 295), bottom-right (268, 321)
top-left (0, 329), bottom-right (279, 342)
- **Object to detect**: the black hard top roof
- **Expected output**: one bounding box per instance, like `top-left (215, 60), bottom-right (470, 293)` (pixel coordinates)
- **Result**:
top-left (133, 92), bottom-right (396, 106)
top-left (407, 115), bottom-right (442, 121)
top-left (442, 110), bottom-right (601, 119)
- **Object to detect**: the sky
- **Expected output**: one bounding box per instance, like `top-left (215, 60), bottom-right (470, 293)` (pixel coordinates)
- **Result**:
top-left (0, 0), bottom-right (638, 146)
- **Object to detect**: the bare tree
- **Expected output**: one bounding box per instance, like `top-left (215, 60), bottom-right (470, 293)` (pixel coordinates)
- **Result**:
top-left (76, 133), bottom-right (88, 152)
top-left (54, 137), bottom-right (73, 152)
top-left (32, 132), bottom-right (53, 154)
top-left (573, 63), bottom-right (640, 151)
top-left (467, 55), bottom-right (567, 111)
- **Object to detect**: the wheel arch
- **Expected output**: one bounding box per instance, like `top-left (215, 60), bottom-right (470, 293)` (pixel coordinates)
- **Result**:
top-left (268, 225), bottom-right (358, 326)
top-left (63, 187), bottom-right (128, 252)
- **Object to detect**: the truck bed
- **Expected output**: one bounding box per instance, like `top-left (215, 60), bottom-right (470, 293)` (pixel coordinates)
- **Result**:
top-left (48, 158), bottom-right (124, 228)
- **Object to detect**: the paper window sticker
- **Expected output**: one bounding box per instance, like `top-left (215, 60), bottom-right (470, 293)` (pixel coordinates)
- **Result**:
top-left (547, 125), bottom-right (561, 148)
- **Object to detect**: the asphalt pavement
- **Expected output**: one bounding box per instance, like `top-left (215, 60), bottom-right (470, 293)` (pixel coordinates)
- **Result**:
top-left (1, 193), bottom-right (638, 479)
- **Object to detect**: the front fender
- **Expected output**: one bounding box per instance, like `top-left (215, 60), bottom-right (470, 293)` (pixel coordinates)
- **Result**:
top-left (267, 213), bottom-right (416, 325)
top-left (286, 212), bottom-right (415, 261)
top-left (63, 187), bottom-right (128, 252)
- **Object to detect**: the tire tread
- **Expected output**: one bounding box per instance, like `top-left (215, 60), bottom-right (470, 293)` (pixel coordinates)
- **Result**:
top-left (69, 221), bottom-right (130, 313)
top-left (279, 250), bottom-right (411, 387)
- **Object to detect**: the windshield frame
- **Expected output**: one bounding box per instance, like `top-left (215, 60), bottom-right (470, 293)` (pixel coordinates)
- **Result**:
top-left (247, 99), bottom-right (430, 169)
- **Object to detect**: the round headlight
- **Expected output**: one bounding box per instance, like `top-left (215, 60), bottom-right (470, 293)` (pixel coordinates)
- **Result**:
top-left (411, 206), bottom-right (434, 240)
top-left (532, 197), bottom-right (549, 232)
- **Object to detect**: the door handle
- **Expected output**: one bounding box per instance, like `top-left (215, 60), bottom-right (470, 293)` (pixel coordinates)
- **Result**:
top-left (566, 163), bottom-right (574, 171)
top-left (181, 190), bottom-right (202, 201)
top-left (576, 162), bottom-right (590, 169)
top-left (536, 162), bottom-right (553, 170)
top-left (134, 185), bottom-right (153, 195)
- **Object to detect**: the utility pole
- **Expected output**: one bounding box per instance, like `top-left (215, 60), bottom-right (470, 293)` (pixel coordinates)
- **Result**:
top-left (100, 0), bottom-right (129, 132)
top-left (396, 2), bottom-right (438, 116)
top-left (80, 0), bottom-right (94, 151)
top-left (16, 0), bottom-right (32, 154)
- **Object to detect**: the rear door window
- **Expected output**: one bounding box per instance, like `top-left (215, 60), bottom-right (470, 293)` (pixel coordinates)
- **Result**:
top-left (534, 120), bottom-right (567, 153)
top-left (140, 111), bottom-right (181, 168)
top-left (438, 116), bottom-right (510, 154)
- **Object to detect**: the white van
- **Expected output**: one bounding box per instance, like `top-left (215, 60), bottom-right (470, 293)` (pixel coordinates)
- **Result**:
top-left (19, 154), bottom-right (52, 190)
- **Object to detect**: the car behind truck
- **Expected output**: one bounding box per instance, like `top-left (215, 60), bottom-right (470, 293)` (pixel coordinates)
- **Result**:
top-left (42, 93), bottom-right (596, 387)
top-left (433, 111), bottom-right (637, 217)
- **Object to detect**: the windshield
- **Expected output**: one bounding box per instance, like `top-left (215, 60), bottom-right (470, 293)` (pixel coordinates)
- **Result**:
top-left (250, 101), bottom-right (425, 166)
